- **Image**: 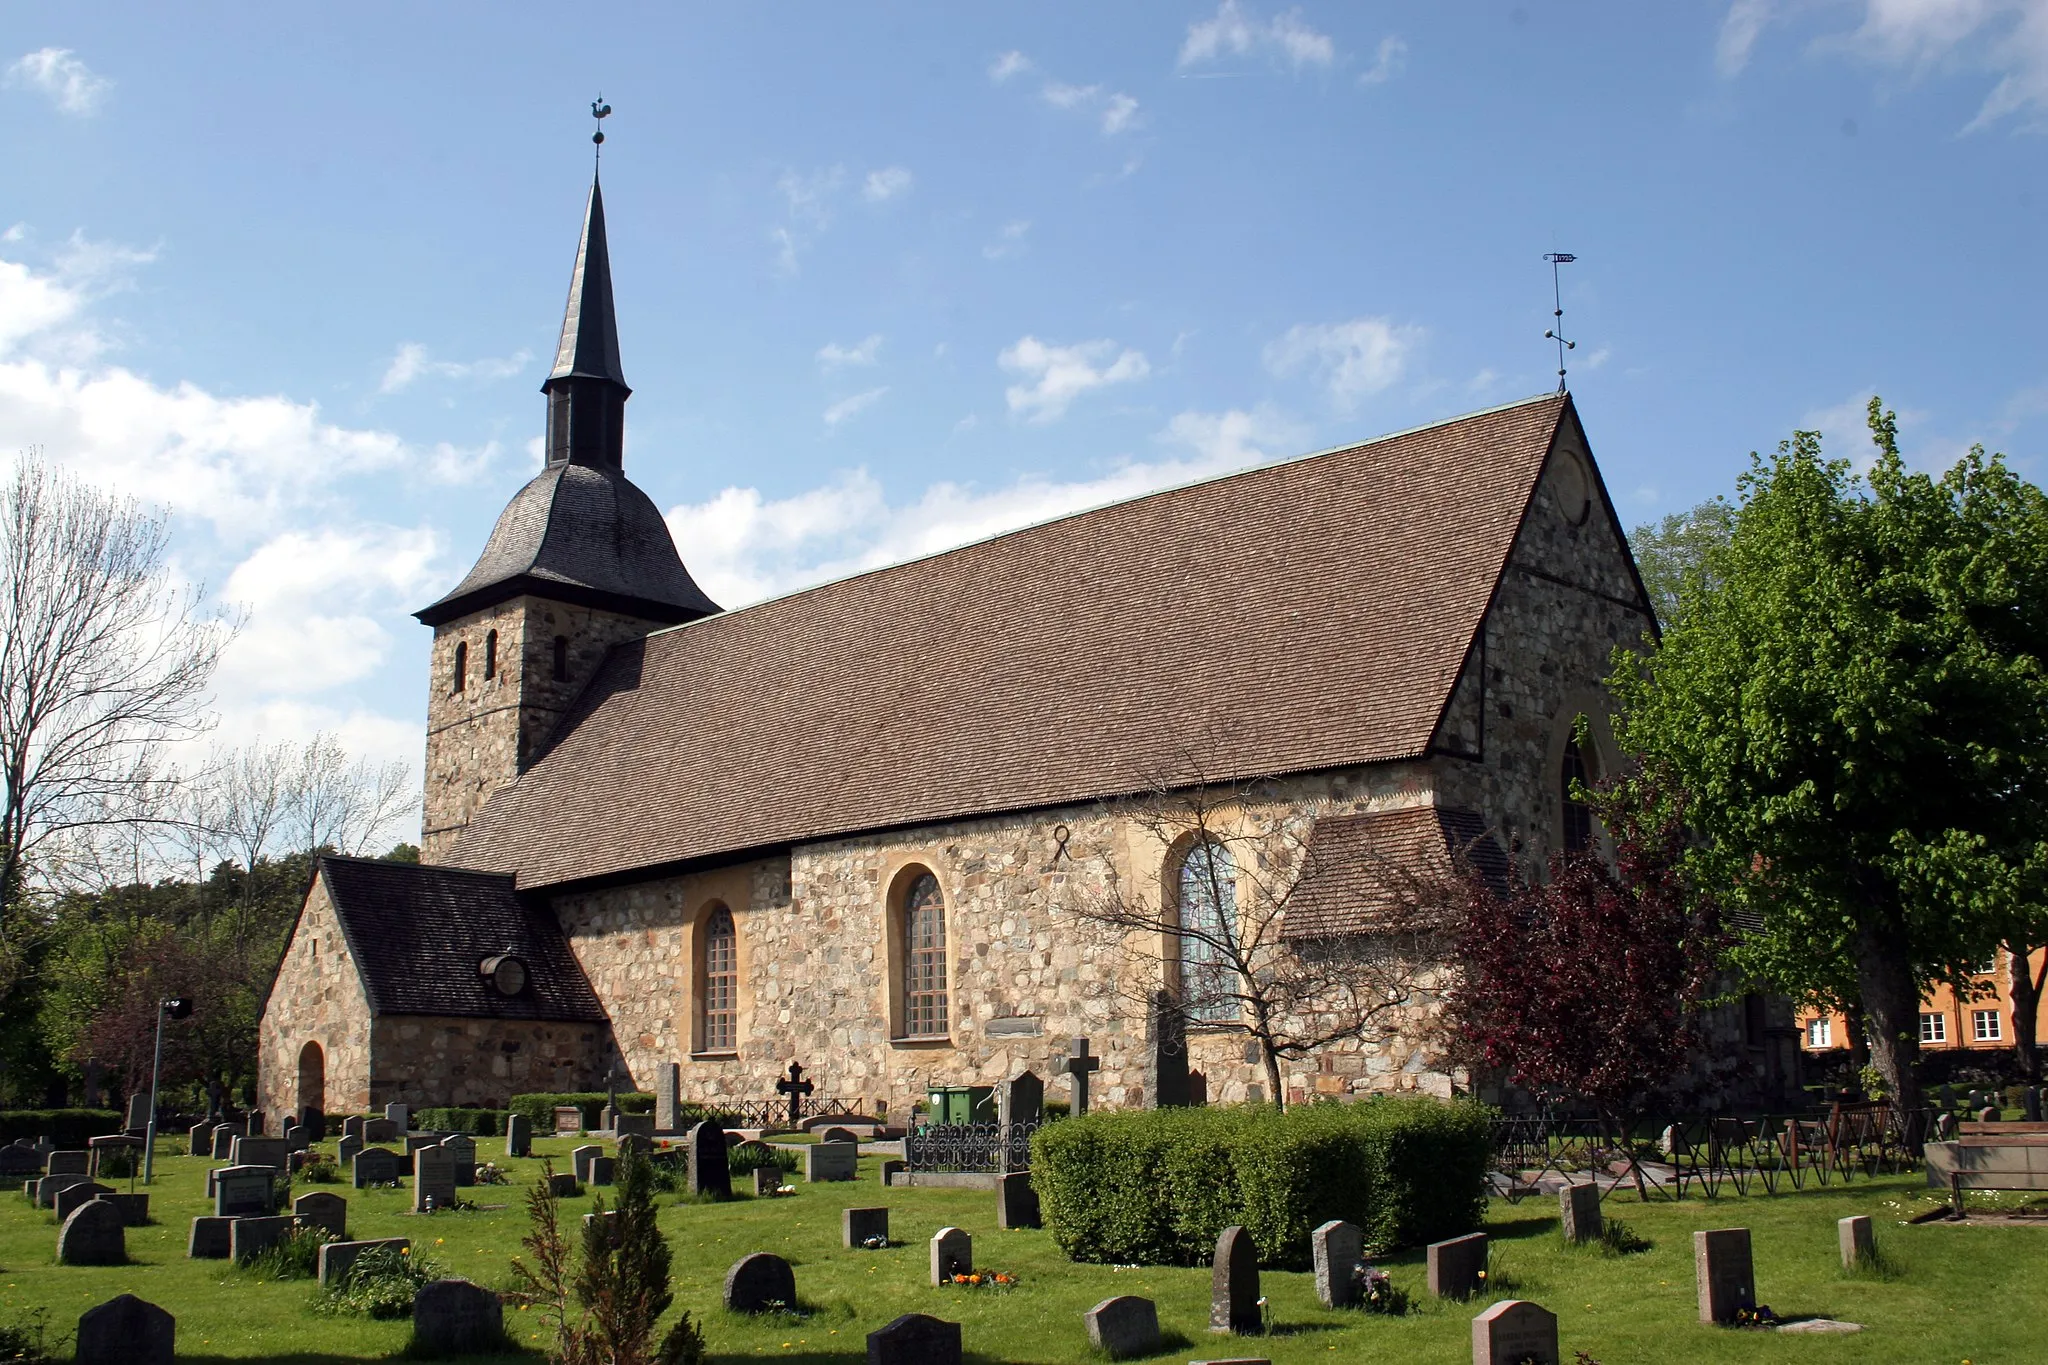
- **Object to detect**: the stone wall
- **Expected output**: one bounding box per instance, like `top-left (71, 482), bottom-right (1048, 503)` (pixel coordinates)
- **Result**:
top-left (257, 877), bottom-right (374, 1119)
top-left (366, 1015), bottom-right (606, 1110)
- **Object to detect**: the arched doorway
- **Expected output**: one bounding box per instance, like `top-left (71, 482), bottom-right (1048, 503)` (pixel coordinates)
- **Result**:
top-left (297, 1041), bottom-right (326, 1122)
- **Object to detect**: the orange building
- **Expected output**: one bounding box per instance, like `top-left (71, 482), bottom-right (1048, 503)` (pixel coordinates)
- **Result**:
top-left (1797, 947), bottom-right (2048, 1053)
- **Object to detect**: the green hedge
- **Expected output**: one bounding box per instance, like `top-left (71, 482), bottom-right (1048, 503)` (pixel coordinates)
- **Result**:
top-left (413, 1108), bottom-right (510, 1137)
top-left (505, 1092), bottom-right (655, 1129)
top-left (0, 1109), bottom-right (122, 1147)
top-left (1030, 1096), bottom-right (1494, 1268)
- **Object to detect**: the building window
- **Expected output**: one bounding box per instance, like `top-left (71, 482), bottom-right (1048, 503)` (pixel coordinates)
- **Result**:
top-left (484, 629), bottom-right (498, 680)
top-left (1806, 1018), bottom-right (1832, 1049)
top-left (1974, 1009), bottom-right (2003, 1042)
top-left (552, 635), bottom-right (569, 682)
top-left (452, 641), bottom-right (468, 693)
top-left (1919, 1012), bottom-right (1948, 1044)
top-left (1178, 838), bottom-right (1240, 1023)
top-left (1561, 732), bottom-right (1593, 853)
top-left (1972, 955), bottom-right (1999, 976)
top-left (903, 872), bottom-right (948, 1036)
top-left (701, 905), bottom-right (737, 1053)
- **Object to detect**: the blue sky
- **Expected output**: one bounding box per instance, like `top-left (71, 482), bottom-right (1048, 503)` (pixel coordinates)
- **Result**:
top-left (2, 1), bottom-right (2044, 779)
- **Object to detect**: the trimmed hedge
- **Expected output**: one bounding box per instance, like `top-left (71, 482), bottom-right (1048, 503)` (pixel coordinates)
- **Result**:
top-left (1030, 1096), bottom-right (1494, 1268)
top-left (413, 1107), bottom-right (510, 1137)
top-left (505, 1092), bottom-right (655, 1130)
top-left (0, 1109), bottom-right (122, 1147)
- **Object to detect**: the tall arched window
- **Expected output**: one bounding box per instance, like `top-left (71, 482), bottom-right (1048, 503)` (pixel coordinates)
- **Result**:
top-left (552, 635), bottom-right (569, 682)
top-left (903, 872), bottom-right (948, 1037)
top-left (452, 641), bottom-right (468, 694)
top-left (1561, 731), bottom-right (1593, 853)
top-left (1178, 839), bottom-right (1239, 1023)
top-left (701, 905), bottom-right (738, 1052)
top-left (484, 629), bottom-right (498, 680)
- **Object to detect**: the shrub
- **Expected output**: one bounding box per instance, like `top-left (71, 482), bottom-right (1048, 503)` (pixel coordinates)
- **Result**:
top-left (245, 1225), bottom-right (334, 1279)
top-left (0, 1307), bottom-right (59, 1363)
top-left (319, 1244), bottom-right (443, 1319)
top-left (0, 1109), bottom-right (121, 1147)
top-left (726, 1144), bottom-right (798, 1177)
top-left (413, 1107), bottom-right (510, 1137)
top-left (298, 1154), bottom-right (342, 1183)
top-left (1032, 1096), bottom-right (1493, 1267)
top-left (506, 1093), bottom-right (654, 1130)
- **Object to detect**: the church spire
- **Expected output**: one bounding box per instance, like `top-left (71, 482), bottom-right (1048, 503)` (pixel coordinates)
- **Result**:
top-left (542, 174), bottom-right (631, 469)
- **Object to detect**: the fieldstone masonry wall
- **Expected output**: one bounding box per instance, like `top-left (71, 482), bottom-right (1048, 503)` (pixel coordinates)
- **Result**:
top-left (258, 879), bottom-right (372, 1119)
top-left (365, 1016), bottom-right (603, 1109)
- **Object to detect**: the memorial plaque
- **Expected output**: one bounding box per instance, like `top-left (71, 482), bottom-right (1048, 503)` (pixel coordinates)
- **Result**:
top-left (352, 1147), bottom-right (400, 1188)
top-left (805, 1140), bottom-right (857, 1182)
top-left (214, 1165), bottom-right (275, 1217)
top-left (1694, 1227), bottom-right (1755, 1324)
top-left (1429, 1232), bottom-right (1489, 1299)
top-left (414, 1145), bottom-right (457, 1213)
top-left (1559, 1182), bottom-right (1602, 1245)
top-left (1472, 1299), bottom-right (1559, 1365)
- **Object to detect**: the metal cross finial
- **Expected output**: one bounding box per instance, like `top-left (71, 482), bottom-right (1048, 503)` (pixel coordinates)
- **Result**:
top-left (591, 95), bottom-right (612, 164)
top-left (1542, 252), bottom-right (1577, 393)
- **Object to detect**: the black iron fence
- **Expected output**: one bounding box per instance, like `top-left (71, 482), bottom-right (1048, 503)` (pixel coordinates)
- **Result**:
top-left (905, 1120), bottom-right (1041, 1173)
top-left (682, 1096), bottom-right (866, 1130)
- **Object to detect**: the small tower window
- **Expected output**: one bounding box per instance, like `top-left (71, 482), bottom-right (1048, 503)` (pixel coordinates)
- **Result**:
top-left (452, 641), bottom-right (468, 694)
top-left (552, 635), bottom-right (569, 682)
top-left (484, 630), bottom-right (498, 680)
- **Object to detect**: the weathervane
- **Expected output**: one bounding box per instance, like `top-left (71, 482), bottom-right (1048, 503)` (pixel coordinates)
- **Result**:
top-left (591, 95), bottom-right (612, 165)
top-left (1542, 251), bottom-right (1576, 393)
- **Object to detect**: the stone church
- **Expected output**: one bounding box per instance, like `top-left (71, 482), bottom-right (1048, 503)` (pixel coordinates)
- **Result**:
top-left (257, 169), bottom-right (1692, 1124)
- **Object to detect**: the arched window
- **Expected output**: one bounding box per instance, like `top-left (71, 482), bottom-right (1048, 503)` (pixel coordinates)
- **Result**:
top-left (296, 1040), bottom-right (326, 1120)
top-left (903, 872), bottom-right (948, 1037)
top-left (701, 905), bottom-right (738, 1052)
top-left (552, 635), bottom-right (569, 682)
top-left (452, 641), bottom-right (468, 694)
top-left (1177, 839), bottom-right (1239, 1023)
top-left (1562, 731), bottom-right (1593, 853)
top-left (484, 629), bottom-right (498, 680)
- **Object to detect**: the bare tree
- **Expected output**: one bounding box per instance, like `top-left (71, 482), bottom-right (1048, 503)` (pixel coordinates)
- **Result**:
top-left (0, 453), bottom-right (236, 935)
top-left (282, 732), bottom-right (415, 858)
top-left (1061, 752), bottom-right (1459, 1111)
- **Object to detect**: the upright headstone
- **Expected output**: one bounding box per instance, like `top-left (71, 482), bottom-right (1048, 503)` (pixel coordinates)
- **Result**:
top-left (295, 1191), bottom-right (348, 1238)
top-left (655, 1062), bottom-right (683, 1133)
top-left (211, 1126), bottom-right (235, 1160)
top-left (124, 1093), bottom-right (151, 1134)
top-left (53, 1181), bottom-right (112, 1221)
top-left (506, 1113), bottom-right (532, 1158)
top-left (1064, 1037), bottom-right (1101, 1116)
top-left (335, 1133), bottom-right (361, 1167)
top-left (414, 1144), bottom-right (457, 1213)
top-left (1838, 1215), bottom-right (1875, 1270)
top-left (57, 1198), bottom-right (126, 1265)
top-left (1559, 1182), bottom-right (1602, 1244)
top-left (589, 1155), bottom-right (616, 1186)
top-left (867, 1313), bottom-right (961, 1365)
top-left (46, 1149), bottom-right (89, 1175)
top-left (281, 1122), bottom-right (308, 1153)
top-left (930, 1226), bottom-right (972, 1284)
top-left (343, 1115), bottom-right (367, 1144)
top-left (1210, 1225), bottom-right (1262, 1334)
top-left (317, 1237), bottom-right (411, 1287)
top-left (411, 1279), bottom-right (503, 1356)
top-left (362, 1117), bottom-right (397, 1143)
top-left (2026, 1087), bottom-right (2044, 1123)
top-left (724, 1252), bottom-right (797, 1312)
top-left (214, 1165), bottom-right (275, 1217)
top-left (229, 1215), bottom-right (294, 1264)
top-left (844, 1206), bottom-right (889, 1248)
top-left (230, 1136), bottom-right (289, 1170)
top-left (1086, 1296), bottom-right (1162, 1360)
top-left (753, 1165), bottom-right (783, 1196)
top-left (1000, 1069), bottom-right (1045, 1130)
top-left (1313, 1219), bottom-right (1363, 1309)
top-left (554, 1106), bottom-right (583, 1135)
top-left (1152, 989), bottom-right (1191, 1108)
top-left (547, 1171), bottom-right (579, 1197)
top-left (820, 1125), bottom-right (859, 1145)
top-left (36, 1173), bottom-right (90, 1209)
top-left (76, 1294), bottom-right (173, 1365)
top-left (385, 1102), bottom-right (409, 1133)
top-left (187, 1121), bottom-right (214, 1157)
top-left (441, 1133), bottom-right (477, 1186)
top-left (94, 1191), bottom-right (148, 1226)
top-left (807, 1141), bottom-right (858, 1182)
top-left (1694, 1227), bottom-right (1756, 1324)
top-left (353, 1147), bottom-right (400, 1188)
top-left (1472, 1300), bottom-right (1559, 1365)
top-left (688, 1120), bottom-right (732, 1197)
top-left (81, 1061), bottom-right (104, 1111)
top-left (998, 1170), bottom-right (1040, 1229)
top-left (571, 1144), bottom-right (602, 1185)
top-left (615, 1112), bottom-right (656, 1141)
top-left (187, 1216), bottom-right (234, 1259)
top-left (299, 1105), bottom-right (325, 1138)
top-left (1429, 1232), bottom-right (1489, 1299)
top-left (602, 1068), bottom-right (623, 1132)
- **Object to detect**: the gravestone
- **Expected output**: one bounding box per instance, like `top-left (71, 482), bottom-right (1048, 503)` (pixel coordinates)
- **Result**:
top-left (1838, 1215), bottom-right (1875, 1269)
top-left (654, 1061), bottom-right (682, 1133)
top-left (231, 1136), bottom-right (288, 1169)
top-left (571, 1144), bottom-right (602, 1185)
top-left (753, 1165), bottom-right (783, 1196)
top-left (441, 1133), bottom-right (477, 1186)
top-left (318, 1237), bottom-right (411, 1287)
top-left (229, 1215), bottom-right (294, 1263)
top-left (412, 1279), bottom-right (503, 1355)
top-left (555, 1105), bottom-right (583, 1135)
top-left (343, 1116), bottom-right (367, 1144)
top-left (688, 1119), bottom-right (732, 1197)
top-left (188, 1121), bottom-right (214, 1156)
top-left (868, 1313), bottom-right (961, 1365)
top-left (2026, 1087), bottom-right (2043, 1122)
top-left (547, 1171), bottom-right (579, 1197)
top-left (930, 1226), bottom-right (972, 1284)
top-left (76, 1293), bottom-right (174, 1365)
top-left (1472, 1299), bottom-right (1559, 1365)
top-left (1313, 1219), bottom-right (1363, 1309)
top-left (589, 1155), bottom-right (616, 1186)
top-left (844, 1205), bottom-right (889, 1247)
top-left (1939, 1083), bottom-right (1957, 1109)
top-left (362, 1117), bottom-right (397, 1143)
top-left (53, 1181), bottom-right (113, 1221)
top-left (807, 1141), bottom-right (858, 1182)
top-left (1086, 1295), bottom-right (1161, 1359)
top-left (615, 1112), bottom-right (656, 1141)
top-left (414, 1145), bottom-right (457, 1212)
top-left (1694, 1227), bottom-right (1756, 1324)
top-left (1559, 1182), bottom-right (1602, 1244)
top-left (57, 1198), bottom-right (126, 1265)
top-left (300, 1105), bottom-right (325, 1138)
top-left (91, 1192), bottom-right (145, 1226)
top-left (506, 1113), bottom-right (532, 1158)
top-left (404, 1133), bottom-right (442, 1159)
top-left (187, 1216), bottom-right (234, 1258)
top-left (1064, 1037), bottom-right (1101, 1116)
top-left (879, 1157), bottom-right (906, 1186)
top-left (1152, 989), bottom-right (1191, 1108)
top-left (385, 1102), bottom-right (409, 1132)
top-left (615, 1132), bottom-right (653, 1162)
top-left (1979, 1105), bottom-right (2000, 1123)
top-left (1429, 1232), bottom-right (1489, 1299)
top-left (125, 1093), bottom-right (151, 1133)
top-left (998, 1170), bottom-right (1040, 1228)
top-left (353, 1147), bottom-right (400, 1188)
top-left (295, 1191), bottom-right (348, 1238)
top-left (215, 1165), bottom-right (275, 1217)
top-left (820, 1125), bottom-right (859, 1144)
top-left (36, 1173), bottom-right (89, 1209)
top-left (337, 1134), bottom-right (362, 1168)
top-left (46, 1149), bottom-right (89, 1175)
top-left (724, 1251), bottom-right (797, 1312)
top-left (1000, 1069), bottom-right (1045, 1128)
top-left (281, 1122), bottom-right (307, 1153)
top-left (211, 1127), bottom-right (235, 1160)
top-left (1210, 1225), bottom-right (1262, 1334)
top-left (776, 1060), bottom-right (815, 1127)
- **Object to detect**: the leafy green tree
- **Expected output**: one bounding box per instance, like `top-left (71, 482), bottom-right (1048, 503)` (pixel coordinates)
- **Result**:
top-left (1611, 400), bottom-right (2048, 1112)
top-left (1630, 496), bottom-right (1739, 630)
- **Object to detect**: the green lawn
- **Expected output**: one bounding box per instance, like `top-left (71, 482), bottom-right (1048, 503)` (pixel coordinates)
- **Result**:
top-left (1, 1136), bottom-right (2043, 1362)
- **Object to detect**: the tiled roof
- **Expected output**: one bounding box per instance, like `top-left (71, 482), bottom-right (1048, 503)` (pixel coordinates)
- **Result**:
top-left (319, 856), bottom-right (607, 1021)
top-left (1283, 806), bottom-right (1510, 940)
top-left (452, 393), bottom-right (1574, 890)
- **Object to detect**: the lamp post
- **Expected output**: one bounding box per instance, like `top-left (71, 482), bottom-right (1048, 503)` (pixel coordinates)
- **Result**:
top-left (142, 996), bottom-right (192, 1184)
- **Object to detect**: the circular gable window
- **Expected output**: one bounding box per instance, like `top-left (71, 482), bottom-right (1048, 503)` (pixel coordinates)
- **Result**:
top-left (1551, 446), bottom-right (1591, 526)
top-left (479, 953), bottom-right (528, 997)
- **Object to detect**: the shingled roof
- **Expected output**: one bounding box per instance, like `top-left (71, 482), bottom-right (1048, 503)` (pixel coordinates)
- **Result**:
top-left (1283, 806), bottom-right (1511, 940)
top-left (452, 393), bottom-right (1577, 890)
top-left (318, 857), bottom-right (607, 1021)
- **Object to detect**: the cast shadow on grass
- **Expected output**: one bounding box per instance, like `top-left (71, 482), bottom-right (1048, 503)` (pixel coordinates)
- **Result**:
top-left (1079, 1326), bottom-right (1195, 1361)
top-left (1842, 1244), bottom-right (1907, 1281)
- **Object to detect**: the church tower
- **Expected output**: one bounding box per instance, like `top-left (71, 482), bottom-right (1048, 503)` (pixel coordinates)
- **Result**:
top-left (413, 173), bottom-right (720, 862)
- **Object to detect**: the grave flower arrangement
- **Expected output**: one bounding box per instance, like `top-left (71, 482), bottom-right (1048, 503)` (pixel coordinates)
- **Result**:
top-left (473, 1160), bottom-right (510, 1185)
top-left (1351, 1261), bottom-right (1409, 1316)
top-left (860, 1234), bottom-right (888, 1250)
top-left (1732, 1304), bottom-right (1783, 1328)
top-left (944, 1269), bottom-right (1019, 1290)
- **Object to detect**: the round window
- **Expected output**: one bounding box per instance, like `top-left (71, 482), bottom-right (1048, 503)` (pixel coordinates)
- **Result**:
top-left (1551, 447), bottom-right (1591, 525)
top-left (479, 954), bottom-right (528, 996)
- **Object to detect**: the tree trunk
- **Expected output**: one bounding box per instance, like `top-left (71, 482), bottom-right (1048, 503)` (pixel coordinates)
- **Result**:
top-left (1853, 926), bottom-right (1923, 1114)
top-left (1256, 1035), bottom-right (1286, 1112)
top-left (2009, 940), bottom-right (2044, 1084)
top-left (1844, 1006), bottom-right (1868, 1071)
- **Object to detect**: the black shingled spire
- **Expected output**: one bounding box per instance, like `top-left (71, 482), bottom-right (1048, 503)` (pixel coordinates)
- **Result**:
top-left (543, 175), bottom-right (630, 469)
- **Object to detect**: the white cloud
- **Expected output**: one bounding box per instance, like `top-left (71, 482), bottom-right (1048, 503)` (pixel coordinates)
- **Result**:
top-left (999, 336), bottom-right (1152, 423)
top-left (817, 334), bottom-right (883, 369)
top-left (1263, 317), bottom-right (1423, 410)
top-left (1717, 0), bottom-right (1777, 75)
top-left (983, 220), bottom-right (1032, 261)
top-left (1583, 345), bottom-right (1613, 371)
top-left (1041, 81), bottom-right (1144, 135)
top-left (1357, 35), bottom-right (1409, 86)
top-left (823, 386), bottom-right (889, 426)
top-left (1180, 1), bottom-right (1337, 70)
top-left (379, 342), bottom-right (530, 394)
top-left (5, 48), bottom-right (111, 116)
top-left (771, 165), bottom-right (847, 275)
top-left (989, 50), bottom-right (1033, 83)
top-left (863, 166), bottom-right (913, 203)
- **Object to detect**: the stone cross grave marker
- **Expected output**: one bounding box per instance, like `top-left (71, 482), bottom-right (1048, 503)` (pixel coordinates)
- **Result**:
top-left (602, 1068), bottom-right (623, 1131)
top-left (1086, 1295), bottom-right (1162, 1360)
top-left (441, 1133), bottom-right (477, 1186)
top-left (353, 1147), bottom-right (400, 1188)
top-left (868, 1313), bottom-right (962, 1365)
top-left (1838, 1215), bottom-right (1874, 1270)
top-left (1313, 1219), bottom-right (1363, 1309)
top-left (807, 1141), bottom-right (857, 1182)
top-left (998, 1170), bottom-right (1040, 1228)
top-left (930, 1226), bottom-right (972, 1284)
top-left (1473, 1299), bottom-right (1559, 1365)
top-left (1694, 1227), bottom-right (1755, 1324)
top-left (506, 1114), bottom-right (531, 1158)
top-left (295, 1191), bottom-right (348, 1238)
top-left (688, 1120), bottom-right (732, 1198)
top-left (723, 1252), bottom-right (797, 1312)
top-left (215, 1165), bottom-right (275, 1217)
top-left (1064, 1037), bottom-right (1101, 1116)
top-left (1559, 1182), bottom-right (1602, 1244)
top-left (655, 1062), bottom-right (682, 1133)
top-left (76, 1293), bottom-right (174, 1365)
top-left (58, 1198), bottom-right (126, 1265)
top-left (1429, 1232), bottom-right (1489, 1299)
top-left (414, 1144), bottom-right (457, 1213)
top-left (1210, 1224), bottom-right (1262, 1334)
top-left (844, 1206), bottom-right (888, 1248)
top-left (776, 1060), bottom-right (814, 1128)
top-left (412, 1279), bottom-right (502, 1357)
